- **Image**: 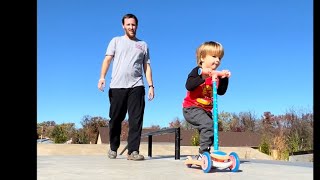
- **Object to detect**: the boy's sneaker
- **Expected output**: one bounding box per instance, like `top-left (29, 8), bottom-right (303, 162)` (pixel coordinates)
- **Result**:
top-left (195, 154), bottom-right (203, 160)
top-left (196, 147), bottom-right (211, 160)
top-left (108, 149), bottom-right (117, 159)
top-left (127, 151), bottom-right (144, 161)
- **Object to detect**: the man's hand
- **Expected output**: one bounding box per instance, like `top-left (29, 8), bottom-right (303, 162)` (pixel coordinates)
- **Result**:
top-left (148, 87), bottom-right (154, 101)
top-left (98, 78), bottom-right (106, 92)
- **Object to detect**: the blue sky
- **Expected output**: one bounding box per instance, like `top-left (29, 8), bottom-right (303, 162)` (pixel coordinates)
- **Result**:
top-left (37, 0), bottom-right (313, 129)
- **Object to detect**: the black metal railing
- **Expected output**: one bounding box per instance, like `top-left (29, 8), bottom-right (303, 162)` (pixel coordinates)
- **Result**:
top-left (119, 127), bottom-right (181, 160)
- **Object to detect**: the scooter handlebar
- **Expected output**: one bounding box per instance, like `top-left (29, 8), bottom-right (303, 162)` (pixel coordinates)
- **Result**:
top-left (198, 68), bottom-right (228, 77)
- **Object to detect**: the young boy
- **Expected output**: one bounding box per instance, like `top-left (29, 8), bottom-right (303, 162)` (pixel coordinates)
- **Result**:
top-left (182, 41), bottom-right (231, 159)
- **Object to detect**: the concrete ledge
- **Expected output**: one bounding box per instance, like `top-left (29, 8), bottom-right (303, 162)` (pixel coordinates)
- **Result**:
top-left (37, 143), bottom-right (273, 160)
top-left (289, 154), bottom-right (313, 162)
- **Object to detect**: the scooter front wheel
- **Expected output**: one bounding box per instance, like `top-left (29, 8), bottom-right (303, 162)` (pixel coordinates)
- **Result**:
top-left (201, 152), bottom-right (212, 173)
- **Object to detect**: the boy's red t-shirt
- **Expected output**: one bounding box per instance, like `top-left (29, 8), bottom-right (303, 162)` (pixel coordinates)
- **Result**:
top-left (182, 77), bottom-right (219, 112)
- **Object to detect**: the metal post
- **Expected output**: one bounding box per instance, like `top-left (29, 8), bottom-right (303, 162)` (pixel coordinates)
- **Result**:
top-left (175, 127), bottom-right (180, 160)
top-left (119, 144), bottom-right (128, 155)
top-left (148, 135), bottom-right (152, 157)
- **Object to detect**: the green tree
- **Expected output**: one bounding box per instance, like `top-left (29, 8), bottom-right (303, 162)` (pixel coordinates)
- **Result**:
top-left (51, 125), bottom-right (68, 143)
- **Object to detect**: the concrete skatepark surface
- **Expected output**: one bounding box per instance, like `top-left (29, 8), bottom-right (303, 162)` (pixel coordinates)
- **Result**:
top-left (37, 143), bottom-right (313, 180)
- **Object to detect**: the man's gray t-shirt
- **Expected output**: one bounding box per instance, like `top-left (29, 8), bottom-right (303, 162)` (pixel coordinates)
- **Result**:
top-left (106, 36), bottom-right (150, 88)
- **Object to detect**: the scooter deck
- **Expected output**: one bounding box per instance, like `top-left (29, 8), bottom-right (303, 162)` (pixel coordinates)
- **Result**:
top-left (184, 156), bottom-right (203, 166)
top-left (211, 151), bottom-right (230, 160)
top-left (184, 152), bottom-right (230, 166)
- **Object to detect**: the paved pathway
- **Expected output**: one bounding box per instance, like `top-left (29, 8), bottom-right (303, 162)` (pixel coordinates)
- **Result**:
top-left (37, 155), bottom-right (313, 180)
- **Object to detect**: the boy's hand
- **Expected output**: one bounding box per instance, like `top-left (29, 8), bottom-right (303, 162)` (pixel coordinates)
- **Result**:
top-left (201, 68), bottom-right (212, 75)
top-left (221, 70), bottom-right (231, 78)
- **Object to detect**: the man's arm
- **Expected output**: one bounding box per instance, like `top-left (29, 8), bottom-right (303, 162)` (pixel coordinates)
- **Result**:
top-left (97, 55), bottom-right (113, 91)
top-left (144, 62), bottom-right (154, 100)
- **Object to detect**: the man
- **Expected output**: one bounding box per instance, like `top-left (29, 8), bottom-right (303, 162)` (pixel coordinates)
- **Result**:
top-left (97, 13), bottom-right (155, 161)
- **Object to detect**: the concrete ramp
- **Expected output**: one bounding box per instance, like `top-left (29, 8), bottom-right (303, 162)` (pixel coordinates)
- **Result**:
top-left (37, 143), bottom-right (272, 160)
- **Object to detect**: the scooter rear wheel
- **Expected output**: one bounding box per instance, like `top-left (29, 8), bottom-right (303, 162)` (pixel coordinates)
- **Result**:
top-left (228, 152), bottom-right (240, 172)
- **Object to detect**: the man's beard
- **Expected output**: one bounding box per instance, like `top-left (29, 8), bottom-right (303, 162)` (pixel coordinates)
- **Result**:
top-left (125, 29), bottom-right (136, 38)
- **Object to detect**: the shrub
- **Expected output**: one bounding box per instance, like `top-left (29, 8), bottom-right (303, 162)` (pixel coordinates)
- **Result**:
top-left (259, 137), bottom-right (270, 155)
top-left (191, 130), bottom-right (200, 146)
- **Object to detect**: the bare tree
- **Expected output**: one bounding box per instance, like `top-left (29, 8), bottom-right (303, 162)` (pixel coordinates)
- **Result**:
top-left (238, 111), bottom-right (257, 132)
top-left (181, 118), bottom-right (194, 130)
top-left (229, 113), bottom-right (245, 132)
top-left (281, 108), bottom-right (313, 152)
top-left (218, 111), bottom-right (233, 132)
top-left (37, 121), bottom-right (56, 139)
top-left (169, 117), bottom-right (182, 128)
top-left (80, 115), bottom-right (109, 144)
top-left (149, 125), bottom-right (161, 130)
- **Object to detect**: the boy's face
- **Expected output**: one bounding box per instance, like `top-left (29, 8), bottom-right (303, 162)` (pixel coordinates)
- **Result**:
top-left (201, 54), bottom-right (221, 70)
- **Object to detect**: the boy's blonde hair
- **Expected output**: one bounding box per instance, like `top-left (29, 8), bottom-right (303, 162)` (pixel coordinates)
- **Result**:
top-left (196, 41), bottom-right (224, 66)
